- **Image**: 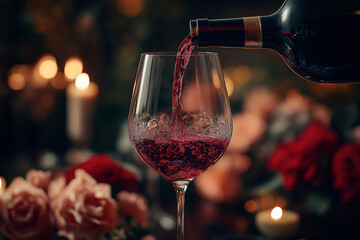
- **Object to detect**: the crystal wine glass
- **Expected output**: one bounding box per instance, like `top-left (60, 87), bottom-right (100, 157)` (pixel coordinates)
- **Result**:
top-left (128, 52), bottom-right (232, 240)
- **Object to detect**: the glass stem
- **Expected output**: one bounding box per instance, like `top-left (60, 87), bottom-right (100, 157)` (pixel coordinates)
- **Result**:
top-left (172, 180), bottom-right (190, 240)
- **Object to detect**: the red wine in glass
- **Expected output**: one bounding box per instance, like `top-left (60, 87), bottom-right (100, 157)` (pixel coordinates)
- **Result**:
top-left (132, 135), bottom-right (229, 180)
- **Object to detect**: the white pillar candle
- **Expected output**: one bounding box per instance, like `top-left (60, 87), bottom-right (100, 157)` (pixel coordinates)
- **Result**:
top-left (66, 73), bottom-right (98, 147)
top-left (255, 206), bottom-right (300, 238)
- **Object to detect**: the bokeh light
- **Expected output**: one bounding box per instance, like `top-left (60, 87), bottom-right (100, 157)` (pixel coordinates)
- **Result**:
top-left (225, 76), bottom-right (234, 97)
top-left (8, 73), bottom-right (26, 90)
top-left (212, 69), bottom-right (221, 89)
top-left (64, 57), bottom-right (83, 81)
top-left (0, 176), bottom-right (6, 194)
top-left (117, 0), bottom-right (145, 17)
top-left (245, 199), bottom-right (258, 213)
top-left (75, 73), bottom-right (90, 90)
top-left (10, 64), bottom-right (32, 78)
top-left (232, 65), bottom-right (252, 86)
top-left (38, 55), bottom-right (58, 79)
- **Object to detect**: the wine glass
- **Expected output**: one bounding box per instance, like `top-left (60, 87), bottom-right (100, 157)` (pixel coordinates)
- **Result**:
top-left (128, 52), bottom-right (232, 240)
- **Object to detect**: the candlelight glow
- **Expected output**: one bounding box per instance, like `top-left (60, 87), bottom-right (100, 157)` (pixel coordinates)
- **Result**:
top-left (0, 176), bottom-right (6, 194)
top-left (75, 73), bottom-right (90, 90)
top-left (39, 55), bottom-right (58, 79)
top-left (245, 200), bottom-right (257, 213)
top-left (8, 73), bottom-right (26, 90)
top-left (212, 69), bottom-right (221, 89)
top-left (274, 197), bottom-right (287, 209)
top-left (117, 0), bottom-right (145, 17)
top-left (10, 64), bottom-right (32, 78)
top-left (225, 76), bottom-right (234, 97)
top-left (64, 57), bottom-right (83, 80)
top-left (232, 65), bottom-right (252, 85)
top-left (32, 66), bottom-right (48, 88)
top-left (271, 207), bottom-right (283, 221)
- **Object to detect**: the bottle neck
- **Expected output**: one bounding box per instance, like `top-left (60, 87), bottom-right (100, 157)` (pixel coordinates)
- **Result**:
top-left (190, 16), bottom-right (278, 49)
top-left (243, 16), bottom-right (263, 48)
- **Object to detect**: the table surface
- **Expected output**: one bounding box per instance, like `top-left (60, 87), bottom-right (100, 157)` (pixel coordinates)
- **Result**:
top-left (151, 183), bottom-right (360, 240)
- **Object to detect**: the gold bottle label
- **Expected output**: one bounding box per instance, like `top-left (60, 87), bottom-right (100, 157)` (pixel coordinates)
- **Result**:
top-left (243, 16), bottom-right (263, 48)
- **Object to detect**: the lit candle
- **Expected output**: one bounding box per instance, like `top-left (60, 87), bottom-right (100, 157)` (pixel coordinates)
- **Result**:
top-left (255, 206), bottom-right (300, 238)
top-left (66, 73), bottom-right (99, 146)
top-left (0, 176), bottom-right (6, 195)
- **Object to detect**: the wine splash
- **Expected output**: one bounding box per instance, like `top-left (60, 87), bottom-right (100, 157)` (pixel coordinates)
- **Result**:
top-left (171, 35), bottom-right (195, 135)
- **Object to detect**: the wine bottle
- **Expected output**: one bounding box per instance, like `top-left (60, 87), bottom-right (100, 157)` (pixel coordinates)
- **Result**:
top-left (190, 0), bottom-right (360, 83)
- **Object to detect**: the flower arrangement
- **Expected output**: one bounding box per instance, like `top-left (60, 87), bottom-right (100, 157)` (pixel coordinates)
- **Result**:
top-left (0, 154), bottom-right (155, 240)
top-left (195, 87), bottom-right (360, 211)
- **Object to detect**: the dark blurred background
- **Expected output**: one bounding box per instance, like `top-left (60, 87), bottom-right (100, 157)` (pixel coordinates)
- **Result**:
top-left (1, 1), bottom-right (360, 239)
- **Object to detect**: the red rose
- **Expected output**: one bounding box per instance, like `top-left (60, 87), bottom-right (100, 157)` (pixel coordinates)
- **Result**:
top-left (332, 143), bottom-right (360, 202)
top-left (65, 154), bottom-right (139, 193)
top-left (268, 122), bottom-right (339, 189)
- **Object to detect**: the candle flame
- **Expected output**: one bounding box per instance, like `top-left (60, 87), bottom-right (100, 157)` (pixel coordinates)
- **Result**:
top-left (75, 73), bottom-right (90, 90)
top-left (271, 207), bottom-right (283, 221)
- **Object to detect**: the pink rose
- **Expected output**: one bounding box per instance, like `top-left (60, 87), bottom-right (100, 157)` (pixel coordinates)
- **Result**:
top-left (1, 177), bottom-right (54, 240)
top-left (243, 87), bottom-right (280, 120)
top-left (48, 174), bottom-right (66, 211)
top-left (311, 103), bottom-right (331, 126)
top-left (117, 191), bottom-right (150, 227)
top-left (227, 113), bottom-right (266, 152)
top-left (26, 169), bottom-right (51, 190)
top-left (53, 169), bottom-right (119, 240)
top-left (277, 90), bottom-right (312, 116)
top-left (195, 156), bottom-right (242, 204)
